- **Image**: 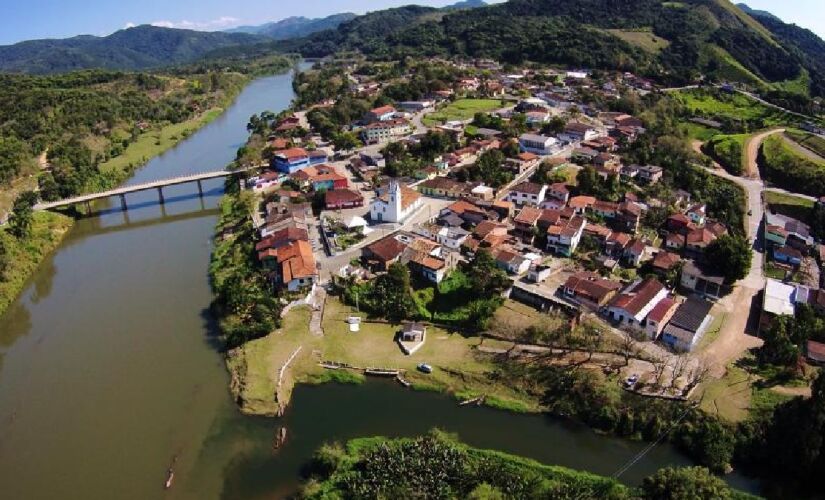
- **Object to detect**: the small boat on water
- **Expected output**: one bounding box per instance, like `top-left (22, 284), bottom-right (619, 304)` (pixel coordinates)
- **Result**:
top-left (417, 363), bottom-right (433, 374)
top-left (164, 469), bottom-right (174, 489)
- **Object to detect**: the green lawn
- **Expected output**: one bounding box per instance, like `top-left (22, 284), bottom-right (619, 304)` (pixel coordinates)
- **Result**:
top-left (785, 128), bottom-right (825, 158)
top-left (680, 122), bottom-right (719, 141)
top-left (760, 134), bottom-right (825, 197)
top-left (99, 107), bottom-right (224, 175)
top-left (422, 99), bottom-right (505, 126)
top-left (704, 133), bottom-right (748, 175)
top-left (604, 28), bottom-right (670, 53)
top-left (675, 89), bottom-right (795, 127)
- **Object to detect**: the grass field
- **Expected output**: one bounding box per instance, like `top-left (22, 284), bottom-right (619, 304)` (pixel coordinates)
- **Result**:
top-left (227, 297), bottom-right (543, 416)
top-left (0, 212), bottom-right (73, 318)
top-left (604, 28), bottom-right (670, 53)
top-left (785, 128), bottom-right (825, 159)
top-left (99, 107), bottom-right (224, 175)
top-left (702, 45), bottom-right (766, 88)
top-left (704, 133), bottom-right (748, 175)
top-left (680, 122), bottom-right (720, 141)
top-left (764, 190), bottom-right (815, 223)
top-left (422, 99), bottom-right (505, 126)
top-left (760, 134), bottom-right (825, 197)
top-left (675, 89), bottom-right (795, 128)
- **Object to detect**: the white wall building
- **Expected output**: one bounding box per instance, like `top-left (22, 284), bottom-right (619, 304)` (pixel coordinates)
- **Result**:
top-left (370, 181), bottom-right (423, 224)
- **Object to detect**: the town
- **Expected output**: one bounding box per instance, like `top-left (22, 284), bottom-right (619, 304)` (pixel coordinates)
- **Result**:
top-left (223, 55), bottom-right (825, 424)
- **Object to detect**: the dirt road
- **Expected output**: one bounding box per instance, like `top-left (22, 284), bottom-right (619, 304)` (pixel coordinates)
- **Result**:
top-left (743, 128), bottom-right (784, 179)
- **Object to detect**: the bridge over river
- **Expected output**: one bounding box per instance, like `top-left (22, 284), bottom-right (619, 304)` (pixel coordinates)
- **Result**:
top-left (34, 168), bottom-right (255, 211)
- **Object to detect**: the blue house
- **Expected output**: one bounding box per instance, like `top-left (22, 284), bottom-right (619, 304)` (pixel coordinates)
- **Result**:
top-left (272, 148), bottom-right (310, 174)
top-left (308, 150), bottom-right (328, 165)
top-left (774, 245), bottom-right (803, 266)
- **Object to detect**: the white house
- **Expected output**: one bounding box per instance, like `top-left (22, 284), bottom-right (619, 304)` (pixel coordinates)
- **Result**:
top-left (370, 181), bottom-right (423, 224)
top-left (519, 133), bottom-right (559, 156)
top-left (361, 119), bottom-right (411, 144)
top-left (606, 278), bottom-right (668, 330)
top-left (546, 215), bottom-right (586, 256)
top-left (437, 226), bottom-right (470, 250)
top-left (505, 182), bottom-right (547, 206)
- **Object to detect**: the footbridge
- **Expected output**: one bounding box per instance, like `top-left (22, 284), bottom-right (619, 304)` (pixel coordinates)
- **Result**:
top-left (34, 168), bottom-right (254, 211)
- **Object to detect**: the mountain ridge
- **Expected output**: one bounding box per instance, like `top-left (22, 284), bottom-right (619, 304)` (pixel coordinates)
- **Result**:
top-left (226, 13), bottom-right (357, 39)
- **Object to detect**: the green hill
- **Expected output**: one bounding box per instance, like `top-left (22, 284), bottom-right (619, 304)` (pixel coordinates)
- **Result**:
top-left (0, 25), bottom-right (264, 74)
top-left (226, 13), bottom-right (357, 40)
top-left (279, 0), bottom-right (825, 96)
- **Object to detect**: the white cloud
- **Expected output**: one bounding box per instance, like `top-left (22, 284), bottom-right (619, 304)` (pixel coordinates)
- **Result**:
top-left (149, 16), bottom-right (241, 31)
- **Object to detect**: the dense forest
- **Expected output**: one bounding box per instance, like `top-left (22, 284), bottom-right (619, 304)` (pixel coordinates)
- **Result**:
top-left (0, 67), bottom-right (248, 201)
top-left (278, 0), bottom-right (825, 97)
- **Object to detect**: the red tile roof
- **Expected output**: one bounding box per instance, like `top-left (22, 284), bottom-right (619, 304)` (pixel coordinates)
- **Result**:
top-left (610, 278), bottom-right (665, 316)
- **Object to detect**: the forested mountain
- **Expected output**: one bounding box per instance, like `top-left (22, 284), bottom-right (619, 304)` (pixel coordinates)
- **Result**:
top-left (0, 25), bottom-right (263, 74)
top-left (278, 0), bottom-right (825, 96)
top-left (443, 0), bottom-right (487, 10)
top-left (736, 3), bottom-right (780, 22)
top-left (226, 13), bottom-right (357, 39)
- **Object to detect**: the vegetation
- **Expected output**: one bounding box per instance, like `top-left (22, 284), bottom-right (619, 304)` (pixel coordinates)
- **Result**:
top-left (784, 129), bottom-right (825, 159)
top-left (209, 189), bottom-right (282, 349)
top-left (701, 234), bottom-right (752, 284)
top-left (703, 134), bottom-right (746, 175)
top-left (300, 433), bottom-right (755, 499)
top-left (422, 98), bottom-right (504, 126)
top-left (674, 89), bottom-right (797, 132)
top-left (759, 134), bottom-right (825, 197)
top-left (0, 25), bottom-right (263, 74)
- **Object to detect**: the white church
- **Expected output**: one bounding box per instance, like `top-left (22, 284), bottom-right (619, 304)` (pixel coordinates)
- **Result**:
top-left (369, 180), bottom-right (423, 224)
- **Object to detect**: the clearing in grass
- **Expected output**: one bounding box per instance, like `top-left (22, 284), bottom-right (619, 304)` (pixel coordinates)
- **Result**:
top-left (422, 99), bottom-right (505, 126)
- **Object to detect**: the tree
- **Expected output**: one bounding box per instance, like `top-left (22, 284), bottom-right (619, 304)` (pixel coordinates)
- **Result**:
top-left (702, 234), bottom-right (752, 284)
top-left (9, 191), bottom-right (38, 239)
top-left (332, 131), bottom-right (362, 152)
top-left (576, 166), bottom-right (601, 196)
top-left (370, 263), bottom-right (415, 323)
top-left (758, 315), bottom-right (802, 367)
top-left (465, 249), bottom-right (509, 298)
top-left (641, 467), bottom-right (732, 500)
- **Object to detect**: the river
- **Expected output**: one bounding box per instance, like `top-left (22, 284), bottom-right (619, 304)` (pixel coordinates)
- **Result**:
top-left (0, 65), bottom-right (757, 499)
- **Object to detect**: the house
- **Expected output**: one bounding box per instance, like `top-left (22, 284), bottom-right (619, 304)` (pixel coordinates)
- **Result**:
top-left (652, 251), bottom-right (682, 275)
top-left (774, 245), bottom-right (804, 266)
top-left (506, 182), bottom-right (547, 207)
top-left (325, 189), bottom-right (365, 210)
top-left (680, 260), bottom-right (728, 299)
top-left (365, 105), bottom-right (397, 123)
top-left (519, 133), bottom-right (559, 156)
top-left (407, 251), bottom-right (450, 283)
top-left (272, 240), bottom-right (318, 292)
top-left (507, 152), bottom-right (541, 173)
top-left (593, 200), bottom-right (619, 218)
top-left (436, 226), bottom-right (470, 250)
top-left (759, 278), bottom-right (798, 333)
top-left (644, 297), bottom-right (680, 340)
top-left (370, 181), bottom-right (422, 223)
top-left (766, 212), bottom-right (814, 249)
top-left (616, 202), bottom-right (642, 234)
top-left (308, 150), bottom-right (329, 165)
top-left (571, 147), bottom-right (600, 164)
top-left (562, 272), bottom-right (623, 308)
top-left (667, 213), bottom-right (692, 233)
top-left (398, 101), bottom-right (434, 112)
top-left (439, 199), bottom-right (492, 226)
top-left (584, 222), bottom-right (612, 242)
top-left (400, 322), bottom-right (426, 343)
top-left (362, 119), bottom-right (411, 144)
top-left (257, 227), bottom-right (309, 264)
top-left (293, 165), bottom-right (348, 191)
top-left (362, 234), bottom-right (408, 271)
top-left (660, 297), bottom-right (713, 352)
top-left (623, 239), bottom-right (647, 267)
top-left (807, 340), bottom-right (825, 364)
top-left (765, 225), bottom-right (789, 247)
top-left (685, 228), bottom-right (717, 257)
top-left (568, 195), bottom-right (596, 214)
top-left (513, 206), bottom-right (543, 243)
top-left (546, 215), bottom-right (586, 256)
top-left (686, 204), bottom-right (707, 225)
top-left (636, 165), bottom-right (663, 184)
top-left (494, 247), bottom-right (532, 275)
top-left (528, 264), bottom-right (553, 283)
top-left (418, 177), bottom-right (470, 198)
top-left (272, 147), bottom-right (310, 174)
top-left (665, 232), bottom-right (686, 251)
top-left (561, 122), bottom-right (600, 143)
top-left (248, 170), bottom-right (282, 191)
top-left (547, 182), bottom-right (570, 204)
top-left (605, 231), bottom-right (632, 257)
top-left (360, 152), bottom-right (386, 168)
top-left (606, 278), bottom-right (668, 329)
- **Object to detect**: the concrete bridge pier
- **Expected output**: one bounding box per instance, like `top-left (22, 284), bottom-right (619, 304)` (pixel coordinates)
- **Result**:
top-left (119, 194), bottom-right (128, 211)
top-left (85, 200), bottom-right (92, 214)
top-left (157, 187), bottom-right (165, 205)
top-left (196, 179), bottom-right (203, 197)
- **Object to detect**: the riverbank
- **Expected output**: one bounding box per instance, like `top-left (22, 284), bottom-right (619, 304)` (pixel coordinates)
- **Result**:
top-left (226, 297), bottom-right (543, 417)
top-left (0, 211), bottom-right (72, 317)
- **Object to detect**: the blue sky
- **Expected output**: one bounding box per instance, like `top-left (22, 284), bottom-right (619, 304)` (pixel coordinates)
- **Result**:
top-left (0, 0), bottom-right (822, 45)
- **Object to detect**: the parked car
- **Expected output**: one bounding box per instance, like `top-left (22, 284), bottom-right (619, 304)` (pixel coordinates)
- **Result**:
top-left (624, 374), bottom-right (640, 388)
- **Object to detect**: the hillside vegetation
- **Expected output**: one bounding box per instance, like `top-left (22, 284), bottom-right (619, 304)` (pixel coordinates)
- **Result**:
top-left (279, 0), bottom-right (825, 96)
top-left (704, 133), bottom-right (747, 175)
top-left (0, 25), bottom-right (263, 74)
top-left (759, 134), bottom-right (825, 196)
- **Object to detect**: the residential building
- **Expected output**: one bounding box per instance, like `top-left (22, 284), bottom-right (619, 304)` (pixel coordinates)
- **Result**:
top-left (765, 224), bottom-right (789, 247)
top-left (561, 122), bottom-right (600, 143)
top-left (365, 105), bottom-right (397, 123)
top-left (528, 264), bottom-right (552, 283)
top-left (325, 189), bottom-right (365, 210)
top-left (494, 247), bottom-right (532, 275)
top-left (518, 133), bottom-right (559, 156)
top-left (272, 147), bottom-right (310, 174)
top-left (547, 182), bottom-right (570, 204)
top-left (362, 234), bottom-right (408, 271)
top-left (272, 240), bottom-right (318, 292)
top-left (685, 228), bottom-right (717, 257)
top-left (439, 199), bottom-right (493, 226)
top-left (362, 119), bottom-right (411, 144)
top-left (665, 232), bottom-right (686, 251)
top-left (370, 181), bottom-right (422, 224)
top-left (562, 272), bottom-right (622, 308)
top-left (546, 215), bottom-right (586, 256)
top-left (680, 260), bottom-right (728, 299)
top-left (652, 251), bottom-right (681, 275)
top-left (606, 278), bottom-right (668, 329)
top-left (645, 297), bottom-right (679, 340)
top-left (636, 165), bottom-right (663, 184)
top-left (568, 195), bottom-right (596, 214)
top-left (436, 226), bottom-right (469, 250)
top-left (774, 245), bottom-right (804, 266)
top-left (623, 239), bottom-right (647, 267)
top-left (686, 204), bottom-right (707, 225)
top-left (661, 297), bottom-right (714, 352)
top-left (292, 164), bottom-right (348, 191)
top-left (765, 212), bottom-right (814, 249)
top-left (759, 278), bottom-right (798, 333)
top-left (807, 340), bottom-right (825, 364)
top-left (513, 206), bottom-right (543, 243)
top-left (506, 182), bottom-right (547, 207)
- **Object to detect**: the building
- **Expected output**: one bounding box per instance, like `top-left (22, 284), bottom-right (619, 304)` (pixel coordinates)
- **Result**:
top-left (400, 323), bottom-right (426, 345)
top-left (293, 165), bottom-right (348, 191)
top-left (272, 147), bottom-right (310, 174)
top-left (686, 204), bottom-right (707, 225)
top-left (365, 105), bottom-right (397, 123)
top-left (370, 181), bottom-right (422, 223)
top-left (505, 182), bottom-right (547, 206)
top-left (661, 297), bottom-right (714, 352)
top-left (519, 133), bottom-right (559, 156)
top-left (547, 182), bottom-right (570, 204)
top-left (562, 272), bottom-right (622, 308)
top-left (606, 278), bottom-right (668, 329)
top-left (807, 340), bottom-right (825, 364)
top-left (362, 234), bottom-right (408, 271)
top-left (774, 245), bottom-right (804, 266)
top-left (272, 240), bottom-right (318, 292)
top-left (494, 247), bottom-right (532, 275)
top-left (561, 122), bottom-right (600, 143)
top-left (436, 226), bottom-right (469, 250)
top-left (398, 101), bottom-right (434, 112)
top-left (546, 215), bottom-right (586, 256)
top-left (325, 189), bottom-right (365, 210)
top-left (760, 278), bottom-right (797, 333)
top-left (644, 297), bottom-right (680, 340)
top-left (652, 251), bottom-right (681, 275)
top-left (362, 119), bottom-right (411, 144)
top-left (636, 165), bottom-right (663, 184)
top-left (680, 260), bottom-right (728, 299)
